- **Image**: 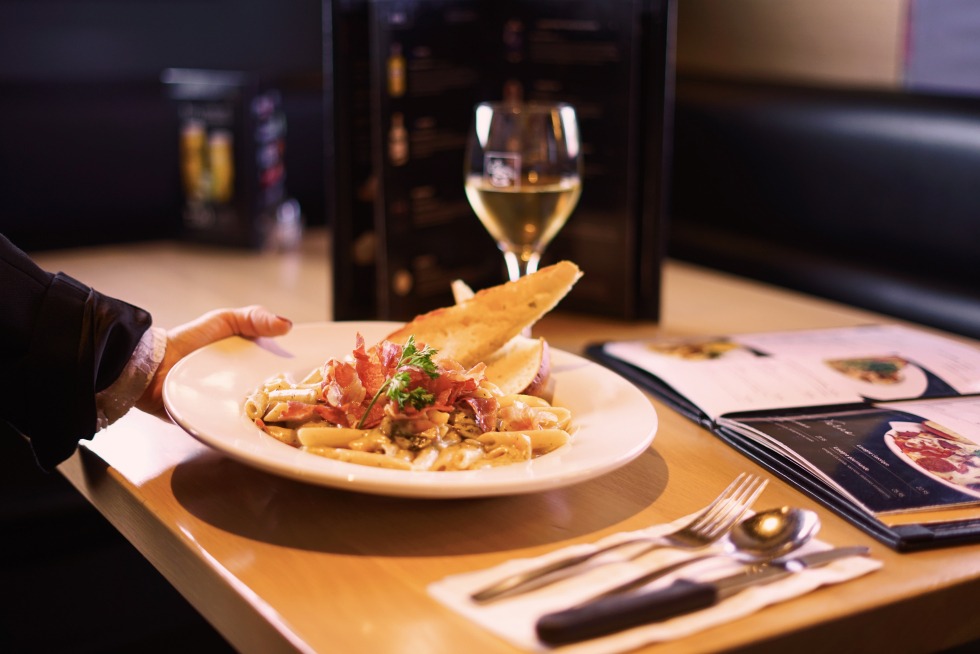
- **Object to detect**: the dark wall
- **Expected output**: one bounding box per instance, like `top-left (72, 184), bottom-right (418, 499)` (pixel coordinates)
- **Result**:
top-left (668, 76), bottom-right (980, 340)
top-left (0, 0), bottom-right (325, 251)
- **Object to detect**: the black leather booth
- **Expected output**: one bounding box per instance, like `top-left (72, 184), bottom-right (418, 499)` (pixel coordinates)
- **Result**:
top-left (669, 76), bottom-right (980, 340)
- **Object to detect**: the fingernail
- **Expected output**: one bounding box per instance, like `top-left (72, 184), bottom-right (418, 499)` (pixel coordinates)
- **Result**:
top-left (276, 315), bottom-right (293, 326)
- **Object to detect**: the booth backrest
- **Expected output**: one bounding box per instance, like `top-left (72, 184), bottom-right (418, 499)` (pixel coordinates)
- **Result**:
top-left (669, 77), bottom-right (980, 340)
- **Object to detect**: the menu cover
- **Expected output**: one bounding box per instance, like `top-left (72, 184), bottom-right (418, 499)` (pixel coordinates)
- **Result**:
top-left (325, 0), bottom-right (673, 321)
top-left (587, 324), bottom-right (980, 551)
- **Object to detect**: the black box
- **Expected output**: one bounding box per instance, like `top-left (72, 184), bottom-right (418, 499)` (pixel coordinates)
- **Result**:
top-left (163, 68), bottom-right (290, 249)
top-left (325, 0), bottom-right (674, 321)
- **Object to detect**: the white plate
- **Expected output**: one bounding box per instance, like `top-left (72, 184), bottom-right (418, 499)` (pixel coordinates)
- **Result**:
top-left (163, 322), bottom-right (657, 498)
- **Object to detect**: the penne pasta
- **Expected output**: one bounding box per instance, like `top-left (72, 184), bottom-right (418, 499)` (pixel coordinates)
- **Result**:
top-left (299, 368), bottom-right (323, 384)
top-left (269, 388), bottom-right (317, 404)
top-left (426, 441), bottom-right (485, 471)
top-left (297, 426), bottom-right (366, 448)
top-left (246, 335), bottom-right (574, 472)
top-left (302, 446), bottom-right (413, 470)
top-left (477, 432), bottom-right (532, 466)
top-left (524, 428), bottom-right (570, 454)
top-left (262, 375), bottom-right (293, 392)
top-left (261, 402), bottom-right (291, 422)
top-left (530, 406), bottom-right (572, 431)
top-left (244, 392), bottom-right (268, 421)
top-left (263, 425), bottom-right (299, 446)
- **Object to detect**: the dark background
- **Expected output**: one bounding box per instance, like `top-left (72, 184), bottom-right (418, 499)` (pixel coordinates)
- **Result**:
top-left (0, 0), bottom-right (326, 251)
top-left (0, 2), bottom-right (325, 650)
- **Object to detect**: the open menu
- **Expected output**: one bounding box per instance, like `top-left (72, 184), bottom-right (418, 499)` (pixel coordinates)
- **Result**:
top-left (587, 324), bottom-right (980, 551)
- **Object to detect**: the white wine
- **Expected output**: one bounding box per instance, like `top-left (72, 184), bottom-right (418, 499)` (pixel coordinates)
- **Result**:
top-left (465, 175), bottom-right (581, 252)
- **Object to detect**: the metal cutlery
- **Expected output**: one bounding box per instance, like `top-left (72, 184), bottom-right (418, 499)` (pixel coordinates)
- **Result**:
top-left (577, 506), bottom-right (820, 604)
top-left (535, 545), bottom-right (871, 646)
top-left (471, 473), bottom-right (768, 603)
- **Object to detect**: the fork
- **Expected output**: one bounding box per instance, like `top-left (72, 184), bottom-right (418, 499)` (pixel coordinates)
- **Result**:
top-left (470, 473), bottom-right (768, 603)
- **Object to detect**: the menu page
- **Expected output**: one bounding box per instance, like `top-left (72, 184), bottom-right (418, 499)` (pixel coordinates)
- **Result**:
top-left (602, 324), bottom-right (980, 419)
top-left (719, 396), bottom-right (980, 515)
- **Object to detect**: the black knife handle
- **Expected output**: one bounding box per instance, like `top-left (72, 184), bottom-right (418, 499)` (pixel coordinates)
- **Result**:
top-left (536, 579), bottom-right (717, 646)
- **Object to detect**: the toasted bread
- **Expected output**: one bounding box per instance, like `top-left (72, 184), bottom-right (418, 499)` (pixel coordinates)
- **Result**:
top-left (484, 336), bottom-right (551, 396)
top-left (384, 261), bottom-right (581, 368)
top-left (450, 279), bottom-right (553, 397)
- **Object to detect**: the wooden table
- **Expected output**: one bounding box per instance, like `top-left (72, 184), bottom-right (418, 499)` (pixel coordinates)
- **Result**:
top-left (34, 230), bottom-right (980, 654)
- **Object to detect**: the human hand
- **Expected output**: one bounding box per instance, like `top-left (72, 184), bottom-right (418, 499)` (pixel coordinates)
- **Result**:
top-left (136, 305), bottom-right (293, 414)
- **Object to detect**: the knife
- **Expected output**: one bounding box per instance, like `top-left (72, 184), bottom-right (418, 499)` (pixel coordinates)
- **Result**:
top-left (535, 545), bottom-right (870, 646)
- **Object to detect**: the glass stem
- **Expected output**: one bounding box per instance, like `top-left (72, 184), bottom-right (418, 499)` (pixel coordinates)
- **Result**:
top-left (502, 249), bottom-right (541, 282)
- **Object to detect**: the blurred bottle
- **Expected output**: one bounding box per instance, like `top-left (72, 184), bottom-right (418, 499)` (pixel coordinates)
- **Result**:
top-left (179, 120), bottom-right (207, 201)
top-left (388, 112), bottom-right (408, 166)
top-left (387, 43), bottom-right (406, 97)
top-left (208, 129), bottom-right (235, 203)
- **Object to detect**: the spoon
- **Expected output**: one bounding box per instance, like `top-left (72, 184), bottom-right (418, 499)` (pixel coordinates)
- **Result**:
top-left (577, 506), bottom-right (820, 604)
top-left (729, 505), bottom-right (821, 561)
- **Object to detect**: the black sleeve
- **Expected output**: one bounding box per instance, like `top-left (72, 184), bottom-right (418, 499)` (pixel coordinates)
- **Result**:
top-left (0, 233), bottom-right (152, 470)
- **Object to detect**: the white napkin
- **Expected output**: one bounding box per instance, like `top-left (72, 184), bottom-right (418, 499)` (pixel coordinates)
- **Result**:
top-left (428, 513), bottom-right (882, 653)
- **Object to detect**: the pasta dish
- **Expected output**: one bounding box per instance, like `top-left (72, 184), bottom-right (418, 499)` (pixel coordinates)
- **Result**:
top-left (244, 334), bottom-right (572, 471)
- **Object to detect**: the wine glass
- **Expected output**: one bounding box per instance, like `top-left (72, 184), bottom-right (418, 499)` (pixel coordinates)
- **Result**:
top-left (464, 101), bottom-right (582, 281)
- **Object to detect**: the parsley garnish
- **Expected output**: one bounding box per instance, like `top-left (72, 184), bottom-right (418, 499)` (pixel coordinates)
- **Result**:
top-left (356, 336), bottom-right (439, 427)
